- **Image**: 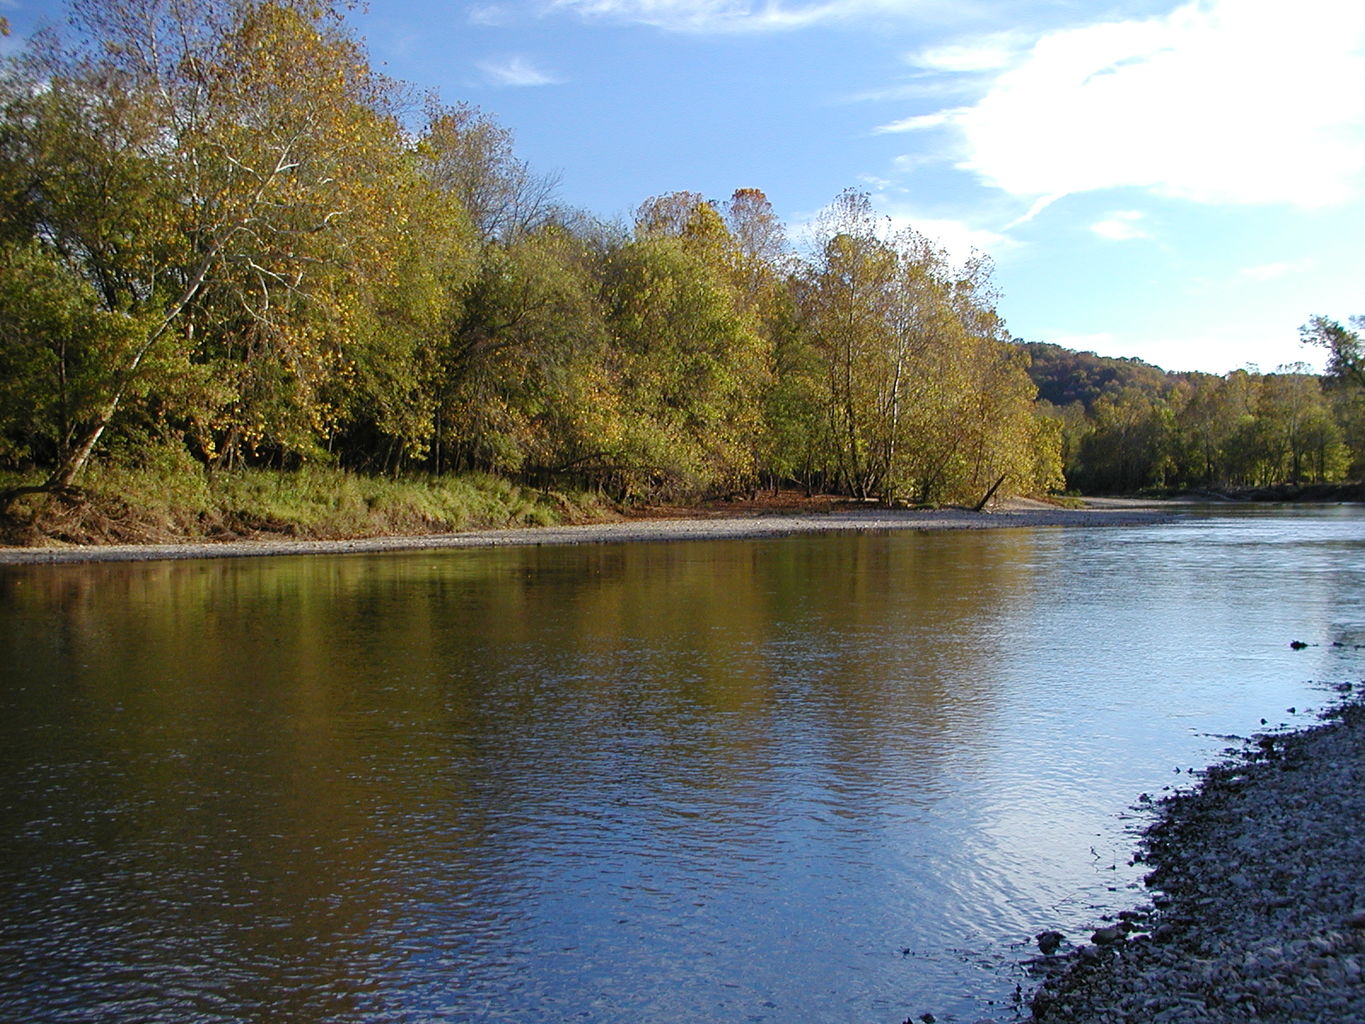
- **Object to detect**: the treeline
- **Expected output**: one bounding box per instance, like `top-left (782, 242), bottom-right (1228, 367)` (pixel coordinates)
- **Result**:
top-left (0, 0), bottom-right (1062, 511)
top-left (1026, 329), bottom-right (1365, 494)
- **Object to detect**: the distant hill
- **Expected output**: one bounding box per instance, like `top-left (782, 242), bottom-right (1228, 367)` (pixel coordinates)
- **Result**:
top-left (1019, 341), bottom-right (1173, 410)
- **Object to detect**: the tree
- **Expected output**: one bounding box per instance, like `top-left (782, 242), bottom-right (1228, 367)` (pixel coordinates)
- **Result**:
top-left (796, 192), bottom-right (1048, 504)
top-left (1256, 366), bottom-right (1346, 484)
top-left (419, 100), bottom-right (560, 244)
top-left (434, 224), bottom-right (612, 480)
top-left (0, 0), bottom-right (424, 502)
top-left (603, 224), bottom-right (767, 499)
top-left (0, 238), bottom-right (172, 472)
top-left (801, 192), bottom-right (897, 499)
top-left (1076, 386), bottom-right (1164, 492)
top-left (1301, 315), bottom-right (1365, 390)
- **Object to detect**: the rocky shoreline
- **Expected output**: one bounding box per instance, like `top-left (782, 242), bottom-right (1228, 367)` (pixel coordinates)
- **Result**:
top-left (1025, 689), bottom-right (1365, 1023)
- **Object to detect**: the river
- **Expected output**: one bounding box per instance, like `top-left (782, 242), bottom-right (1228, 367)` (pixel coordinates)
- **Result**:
top-left (1, 506), bottom-right (1362, 1023)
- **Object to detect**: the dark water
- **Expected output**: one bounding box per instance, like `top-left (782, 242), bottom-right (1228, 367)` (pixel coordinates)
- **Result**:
top-left (2, 507), bottom-right (1363, 1023)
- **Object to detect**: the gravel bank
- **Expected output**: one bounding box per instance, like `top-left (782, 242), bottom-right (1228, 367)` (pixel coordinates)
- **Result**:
top-left (1028, 691), bottom-right (1365, 1024)
top-left (0, 501), bottom-right (1173, 565)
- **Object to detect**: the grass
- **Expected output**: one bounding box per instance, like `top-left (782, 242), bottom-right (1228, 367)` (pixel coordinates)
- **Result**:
top-left (0, 457), bottom-right (615, 547)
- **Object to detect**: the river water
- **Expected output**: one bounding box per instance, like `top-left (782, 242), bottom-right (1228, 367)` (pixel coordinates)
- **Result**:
top-left (2, 506), bottom-right (1363, 1023)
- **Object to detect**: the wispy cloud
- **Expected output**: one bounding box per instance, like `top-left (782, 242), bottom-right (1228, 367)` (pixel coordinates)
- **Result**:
top-left (890, 0), bottom-right (1365, 210)
top-left (544, 0), bottom-right (967, 34)
top-left (1090, 210), bottom-right (1149, 241)
top-left (476, 55), bottom-right (563, 87)
top-left (1240, 259), bottom-right (1311, 281)
top-left (875, 109), bottom-right (960, 134)
top-left (791, 193), bottom-right (1013, 265)
top-left (908, 30), bottom-right (1031, 73)
top-left (469, 4), bottom-right (515, 25)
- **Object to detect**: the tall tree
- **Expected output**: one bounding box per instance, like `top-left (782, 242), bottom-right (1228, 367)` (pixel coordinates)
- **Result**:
top-left (603, 220), bottom-right (767, 498)
top-left (435, 223), bottom-right (612, 479)
top-left (1301, 315), bottom-right (1365, 390)
top-left (801, 191), bottom-right (897, 499)
top-left (0, 0), bottom-right (423, 500)
top-left (420, 100), bottom-right (560, 244)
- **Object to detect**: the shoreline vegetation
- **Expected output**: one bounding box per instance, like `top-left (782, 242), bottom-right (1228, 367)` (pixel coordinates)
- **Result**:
top-left (0, 466), bottom-right (1174, 565)
top-left (1023, 689), bottom-right (1365, 1023)
top-left (3, 2), bottom-right (1363, 533)
top-left (0, 460), bottom-right (1358, 564)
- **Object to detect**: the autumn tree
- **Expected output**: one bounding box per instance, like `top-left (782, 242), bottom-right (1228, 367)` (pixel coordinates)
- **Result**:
top-left (602, 198), bottom-right (769, 497)
top-left (1302, 315), bottom-right (1365, 390)
top-left (1301, 315), bottom-right (1365, 479)
top-left (801, 192), bottom-right (896, 498)
top-left (0, 0), bottom-right (441, 502)
top-left (1253, 367), bottom-right (1346, 484)
top-left (797, 192), bottom-right (1052, 504)
top-left (419, 100), bottom-right (560, 244)
top-left (433, 223), bottom-right (613, 480)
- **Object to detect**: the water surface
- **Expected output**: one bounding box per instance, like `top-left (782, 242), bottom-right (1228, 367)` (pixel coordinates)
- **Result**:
top-left (2, 507), bottom-right (1362, 1022)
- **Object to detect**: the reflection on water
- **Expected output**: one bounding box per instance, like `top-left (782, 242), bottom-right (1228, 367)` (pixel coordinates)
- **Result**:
top-left (1, 508), bottom-right (1363, 1023)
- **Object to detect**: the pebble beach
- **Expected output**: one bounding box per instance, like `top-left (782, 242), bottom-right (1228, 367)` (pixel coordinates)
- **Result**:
top-left (0, 499), bottom-right (1173, 565)
top-left (1027, 691), bottom-right (1365, 1023)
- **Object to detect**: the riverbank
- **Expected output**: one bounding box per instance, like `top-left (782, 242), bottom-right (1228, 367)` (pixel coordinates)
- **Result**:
top-left (1026, 690), bottom-right (1365, 1023)
top-left (0, 497), bottom-right (1176, 565)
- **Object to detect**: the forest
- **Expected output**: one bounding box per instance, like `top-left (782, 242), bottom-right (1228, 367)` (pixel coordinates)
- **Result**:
top-left (1028, 321), bottom-right (1365, 495)
top-left (1, 0), bottom-right (1362, 534)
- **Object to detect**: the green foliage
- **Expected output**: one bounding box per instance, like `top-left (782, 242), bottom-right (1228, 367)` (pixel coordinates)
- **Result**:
top-left (437, 225), bottom-right (611, 478)
top-left (0, 460), bottom-right (600, 543)
top-left (797, 191), bottom-right (1050, 504)
top-left (208, 467), bottom-right (569, 535)
top-left (5, 1), bottom-right (1354, 524)
top-left (1041, 357), bottom-right (1357, 494)
top-left (0, 237), bottom-right (180, 466)
top-left (603, 227), bottom-right (767, 497)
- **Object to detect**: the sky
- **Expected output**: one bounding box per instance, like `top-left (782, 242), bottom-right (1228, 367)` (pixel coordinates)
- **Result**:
top-left (6, 0), bottom-right (1365, 375)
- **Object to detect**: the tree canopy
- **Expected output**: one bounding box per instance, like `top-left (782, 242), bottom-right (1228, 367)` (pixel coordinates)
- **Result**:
top-left (2, 0), bottom-right (1355, 511)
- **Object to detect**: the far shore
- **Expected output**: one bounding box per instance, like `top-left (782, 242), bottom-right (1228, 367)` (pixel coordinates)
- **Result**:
top-left (0, 497), bottom-right (1178, 566)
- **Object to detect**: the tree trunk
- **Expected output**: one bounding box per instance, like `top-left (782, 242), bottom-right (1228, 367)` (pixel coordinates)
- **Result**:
top-left (973, 473), bottom-right (1007, 512)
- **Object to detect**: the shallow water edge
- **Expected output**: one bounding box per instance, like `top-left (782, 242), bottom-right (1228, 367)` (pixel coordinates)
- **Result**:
top-left (1025, 688), bottom-right (1365, 1023)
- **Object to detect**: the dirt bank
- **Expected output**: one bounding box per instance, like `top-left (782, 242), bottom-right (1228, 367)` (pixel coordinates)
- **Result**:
top-left (0, 499), bottom-right (1175, 565)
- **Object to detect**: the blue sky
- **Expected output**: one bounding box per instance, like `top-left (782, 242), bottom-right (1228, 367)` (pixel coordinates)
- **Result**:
top-left (8, 0), bottom-right (1365, 375)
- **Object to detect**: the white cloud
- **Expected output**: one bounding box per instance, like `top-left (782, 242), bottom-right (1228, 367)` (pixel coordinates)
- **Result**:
top-left (894, 0), bottom-right (1365, 209)
top-left (1239, 260), bottom-right (1311, 281)
top-left (469, 5), bottom-right (514, 25)
top-left (909, 30), bottom-right (1031, 73)
top-left (856, 173), bottom-right (895, 189)
top-left (1089, 210), bottom-right (1149, 241)
top-left (476, 55), bottom-right (562, 87)
top-left (545, 0), bottom-right (967, 34)
top-left (875, 109), bottom-right (960, 134)
top-left (888, 213), bottom-right (1013, 262)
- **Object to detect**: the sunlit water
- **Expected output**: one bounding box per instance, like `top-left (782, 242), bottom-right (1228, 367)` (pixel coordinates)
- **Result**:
top-left (2, 507), bottom-right (1363, 1023)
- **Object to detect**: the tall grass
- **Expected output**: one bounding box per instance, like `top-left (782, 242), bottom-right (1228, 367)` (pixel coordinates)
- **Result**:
top-left (0, 457), bottom-right (613, 546)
